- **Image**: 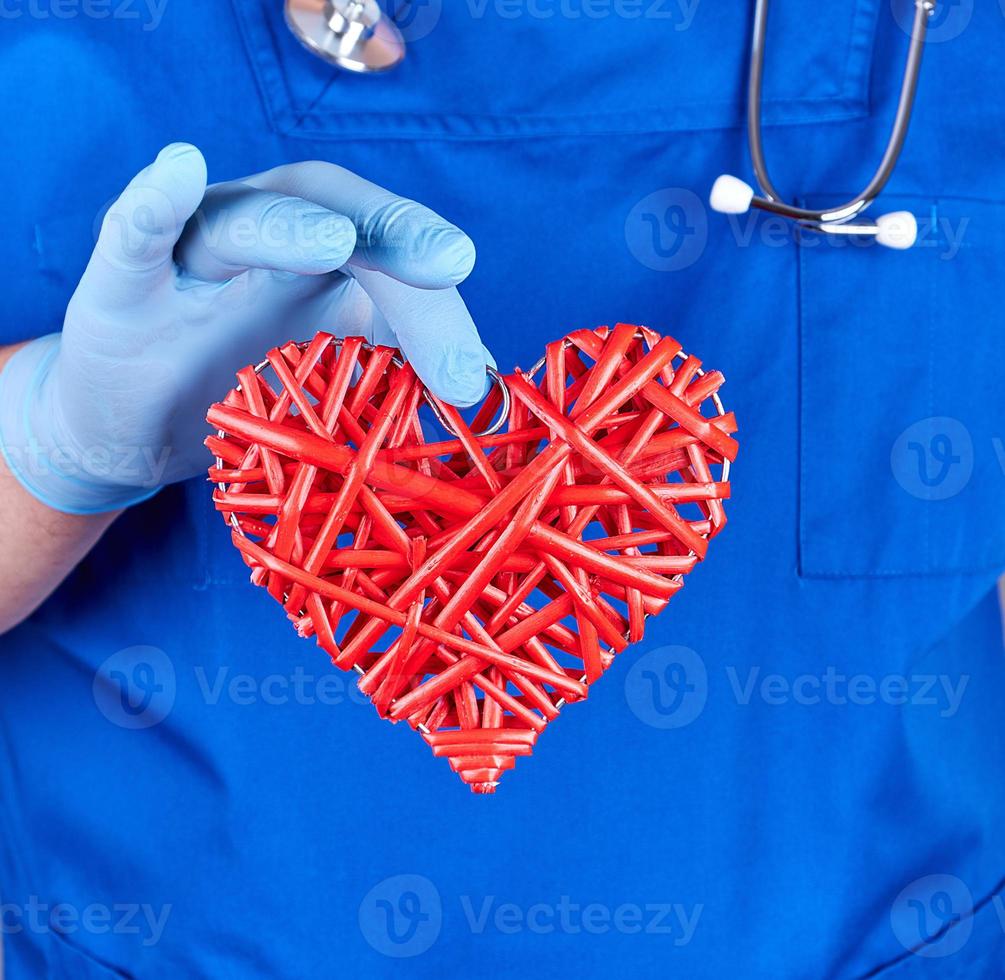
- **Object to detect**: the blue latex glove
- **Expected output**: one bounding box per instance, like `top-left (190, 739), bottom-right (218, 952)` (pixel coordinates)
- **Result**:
top-left (0, 144), bottom-right (489, 515)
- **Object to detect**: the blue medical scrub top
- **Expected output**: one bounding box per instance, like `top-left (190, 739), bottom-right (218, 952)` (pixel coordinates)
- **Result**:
top-left (2, 2), bottom-right (1005, 977)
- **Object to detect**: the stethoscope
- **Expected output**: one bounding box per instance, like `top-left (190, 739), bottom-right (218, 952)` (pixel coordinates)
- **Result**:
top-left (286, 0), bottom-right (935, 250)
top-left (285, 0), bottom-right (406, 73)
top-left (710, 0), bottom-right (936, 250)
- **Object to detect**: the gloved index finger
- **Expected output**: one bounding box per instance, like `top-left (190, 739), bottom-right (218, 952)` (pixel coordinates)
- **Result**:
top-left (350, 266), bottom-right (491, 408)
top-left (243, 161), bottom-right (476, 291)
top-left (175, 183), bottom-right (357, 282)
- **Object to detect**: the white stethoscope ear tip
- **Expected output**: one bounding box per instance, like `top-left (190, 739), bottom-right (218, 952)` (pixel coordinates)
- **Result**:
top-left (710, 175), bottom-right (755, 214)
top-left (874, 211), bottom-right (918, 249)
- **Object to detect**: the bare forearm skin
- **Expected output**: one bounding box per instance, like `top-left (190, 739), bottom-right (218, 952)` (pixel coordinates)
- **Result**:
top-left (0, 344), bottom-right (119, 635)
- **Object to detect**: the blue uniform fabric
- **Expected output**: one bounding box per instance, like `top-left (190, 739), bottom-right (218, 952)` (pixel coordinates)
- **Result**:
top-left (2, 2), bottom-right (1005, 976)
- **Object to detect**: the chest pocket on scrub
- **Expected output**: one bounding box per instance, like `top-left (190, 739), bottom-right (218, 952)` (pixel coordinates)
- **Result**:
top-left (233, 0), bottom-right (882, 140)
top-left (797, 196), bottom-right (1005, 579)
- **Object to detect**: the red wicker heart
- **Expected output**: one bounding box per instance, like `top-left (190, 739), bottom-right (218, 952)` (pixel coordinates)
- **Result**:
top-left (206, 324), bottom-right (738, 793)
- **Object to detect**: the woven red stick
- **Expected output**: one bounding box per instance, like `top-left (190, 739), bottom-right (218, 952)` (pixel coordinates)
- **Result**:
top-left (206, 324), bottom-right (738, 793)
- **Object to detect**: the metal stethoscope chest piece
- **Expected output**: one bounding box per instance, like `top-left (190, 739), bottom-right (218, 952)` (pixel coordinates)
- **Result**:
top-left (711, 0), bottom-right (937, 250)
top-left (285, 0), bottom-right (406, 73)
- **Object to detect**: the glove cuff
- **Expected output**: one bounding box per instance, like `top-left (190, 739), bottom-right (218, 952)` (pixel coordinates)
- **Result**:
top-left (0, 335), bottom-right (161, 515)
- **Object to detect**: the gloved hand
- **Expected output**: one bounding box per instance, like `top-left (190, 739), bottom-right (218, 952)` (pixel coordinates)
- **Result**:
top-left (0, 144), bottom-right (489, 514)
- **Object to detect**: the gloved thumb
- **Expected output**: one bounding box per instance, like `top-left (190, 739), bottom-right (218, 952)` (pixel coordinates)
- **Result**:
top-left (89, 143), bottom-right (208, 297)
